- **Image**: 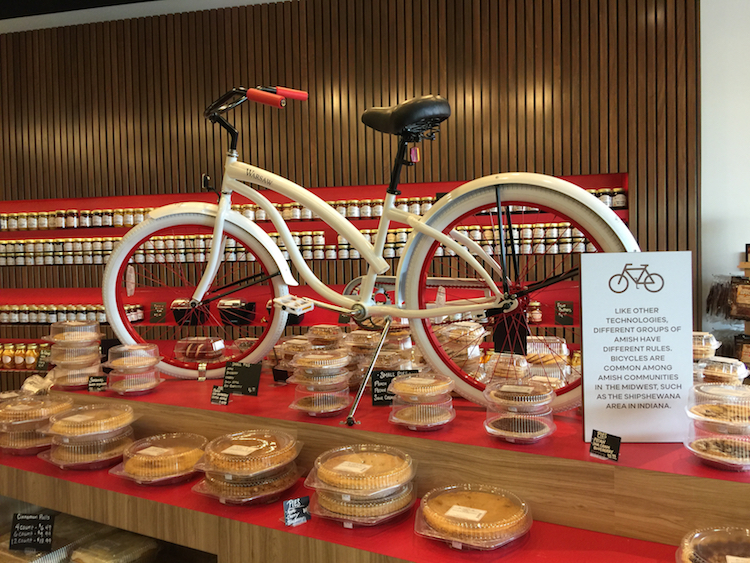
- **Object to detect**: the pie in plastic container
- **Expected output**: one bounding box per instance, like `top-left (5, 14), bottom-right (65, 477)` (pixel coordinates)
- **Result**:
top-left (484, 410), bottom-right (556, 444)
top-left (687, 384), bottom-right (750, 434)
top-left (48, 404), bottom-right (134, 438)
top-left (416, 483), bottom-right (532, 550)
top-left (44, 320), bottom-right (104, 346)
top-left (290, 349), bottom-right (351, 376)
top-left (108, 368), bottom-right (162, 396)
top-left (0, 430), bottom-right (51, 455)
top-left (483, 381), bottom-right (555, 414)
top-left (0, 395), bottom-right (74, 432)
top-left (388, 372), bottom-right (454, 402)
top-left (675, 527), bottom-right (750, 563)
top-left (310, 483), bottom-right (416, 527)
top-left (483, 352), bottom-right (530, 380)
top-left (289, 386), bottom-right (351, 417)
top-left (104, 343), bottom-right (161, 371)
top-left (51, 364), bottom-right (103, 390)
top-left (287, 369), bottom-right (351, 390)
top-left (49, 343), bottom-right (101, 369)
top-left (345, 330), bottom-right (382, 353)
top-left (110, 432), bottom-right (207, 484)
top-left (310, 444), bottom-right (415, 493)
top-left (42, 426), bottom-right (134, 470)
top-left (685, 424), bottom-right (750, 471)
top-left (389, 396), bottom-right (455, 431)
top-left (201, 429), bottom-right (300, 476)
top-left (306, 324), bottom-right (344, 346)
top-left (696, 357), bottom-right (748, 385)
top-left (693, 331), bottom-right (721, 360)
top-left (193, 462), bottom-right (300, 505)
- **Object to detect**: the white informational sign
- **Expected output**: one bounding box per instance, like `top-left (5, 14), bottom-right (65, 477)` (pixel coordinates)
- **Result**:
top-left (581, 251), bottom-right (693, 443)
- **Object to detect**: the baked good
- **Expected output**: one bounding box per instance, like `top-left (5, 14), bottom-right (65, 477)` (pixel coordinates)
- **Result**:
top-left (345, 330), bottom-right (381, 354)
top-left (421, 484), bottom-right (530, 542)
top-left (315, 444), bottom-right (413, 490)
top-left (49, 404), bottom-right (134, 436)
top-left (485, 353), bottom-right (529, 380)
top-left (49, 343), bottom-right (101, 368)
top-left (689, 437), bottom-right (750, 468)
top-left (693, 331), bottom-right (720, 360)
top-left (0, 396), bottom-right (74, 423)
top-left (485, 413), bottom-right (555, 443)
top-left (316, 483), bottom-right (414, 518)
top-left (109, 371), bottom-right (161, 394)
top-left (291, 350), bottom-right (350, 375)
top-left (390, 404), bottom-right (455, 428)
top-left (0, 430), bottom-right (51, 451)
top-left (290, 393), bottom-right (351, 415)
top-left (288, 369), bottom-right (351, 388)
top-left (689, 403), bottom-right (750, 425)
top-left (71, 529), bottom-right (159, 563)
top-left (46, 320), bottom-right (102, 344)
top-left (205, 429), bottom-right (298, 474)
top-left (123, 433), bottom-right (206, 479)
top-left (52, 364), bottom-right (102, 389)
top-left (306, 324), bottom-right (343, 346)
top-left (202, 462), bottom-right (299, 502)
top-left (389, 373), bottom-right (454, 399)
top-left (174, 337), bottom-right (225, 361)
top-left (678, 527), bottom-right (750, 563)
top-left (484, 381), bottom-right (555, 412)
top-left (50, 427), bottom-right (133, 466)
top-left (699, 357), bottom-right (747, 384)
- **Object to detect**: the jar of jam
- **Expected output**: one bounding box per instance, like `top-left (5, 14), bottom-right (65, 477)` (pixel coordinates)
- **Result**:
top-left (79, 210), bottom-right (91, 228)
top-left (520, 239), bottom-right (532, 254)
top-left (37, 306), bottom-right (48, 324)
top-left (421, 196), bottom-right (434, 214)
top-left (123, 208), bottom-right (135, 227)
top-left (408, 197), bottom-right (421, 215)
top-left (8, 213), bottom-right (19, 231)
top-left (301, 246), bottom-right (313, 260)
top-left (102, 209), bottom-right (114, 227)
top-left (0, 213), bottom-right (8, 231)
top-left (255, 206), bottom-right (267, 221)
top-left (0, 306), bottom-right (7, 324)
top-left (241, 204), bottom-right (255, 221)
top-left (281, 203), bottom-right (293, 221)
top-left (299, 204), bottom-right (312, 221)
top-left (360, 199), bottom-right (372, 218)
top-left (96, 305), bottom-right (107, 324)
top-left (134, 208), bottom-right (145, 224)
top-left (1, 344), bottom-right (14, 369)
top-left (27, 212), bottom-right (38, 230)
top-left (338, 244), bottom-right (350, 259)
top-left (572, 238), bottom-right (586, 253)
top-left (48, 307), bottom-right (59, 323)
top-left (324, 245), bottom-right (337, 260)
top-left (17, 213), bottom-right (28, 231)
top-left (37, 212), bottom-right (49, 230)
top-left (372, 199), bottom-right (384, 217)
top-left (383, 243), bottom-right (396, 258)
top-left (14, 344), bottom-right (26, 369)
top-left (113, 209), bottom-right (125, 227)
top-left (612, 188), bottom-right (627, 209)
top-left (313, 245), bottom-right (325, 260)
top-left (597, 188), bottom-right (613, 207)
top-left (65, 209), bottom-right (78, 228)
top-left (91, 210), bottom-right (103, 227)
top-left (527, 301), bottom-right (543, 324)
top-left (349, 247), bottom-right (360, 259)
top-left (347, 200), bottom-right (360, 218)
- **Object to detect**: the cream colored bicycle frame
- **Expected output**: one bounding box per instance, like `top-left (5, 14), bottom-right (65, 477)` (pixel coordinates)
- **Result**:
top-left (190, 153), bottom-right (504, 319)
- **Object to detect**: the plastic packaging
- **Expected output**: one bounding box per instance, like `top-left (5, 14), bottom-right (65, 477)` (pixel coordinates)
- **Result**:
top-left (287, 371), bottom-right (351, 391)
top-left (0, 430), bottom-right (51, 455)
top-left (174, 336), bottom-right (225, 362)
top-left (389, 396), bottom-right (455, 431)
top-left (675, 526), bottom-right (750, 563)
top-left (44, 320), bottom-right (103, 345)
top-left (290, 350), bottom-right (351, 374)
top-left (483, 381), bottom-right (555, 413)
top-left (48, 404), bottom-right (134, 438)
top-left (685, 424), bottom-right (750, 471)
top-left (108, 368), bottom-right (162, 395)
top-left (484, 409), bottom-right (556, 444)
top-left (43, 426), bottom-right (134, 469)
top-left (0, 396), bottom-right (74, 432)
top-left (306, 324), bottom-right (344, 346)
top-left (111, 432), bottom-right (206, 484)
top-left (193, 462), bottom-right (300, 505)
top-left (345, 330), bottom-right (382, 353)
top-left (435, 322), bottom-right (487, 349)
top-left (104, 343), bottom-right (160, 371)
top-left (366, 350), bottom-right (412, 371)
top-left (388, 372), bottom-right (454, 401)
top-left (289, 386), bottom-right (351, 417)
top-left (687, 384), bottom-right (750, 434)
top-left (49, 343), bottom-right (101, 368)
top-left (69, 529), bottom-right (160, 563)
top-left (483, 353), bottom-right (530, 380)
top-left (202, 429), bottom-right (300, 476)
top-left (416, 483), bottom-right (532, 550)
top-left (311, 444), bottom-right (415, 492)
top-left (696, 357), bottom-right (748, 385)
top-left (693, 331), bottom-right (721, 360)
top-left (280, 338), bottom-right (311, 361)
top-left (310, 483), bottom-right (415, 527)
top-left (51, 364), bottom-right (103, 390)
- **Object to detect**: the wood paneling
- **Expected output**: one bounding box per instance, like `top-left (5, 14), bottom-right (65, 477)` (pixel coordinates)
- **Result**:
top-left (0, 0), bottom-right (701, 300)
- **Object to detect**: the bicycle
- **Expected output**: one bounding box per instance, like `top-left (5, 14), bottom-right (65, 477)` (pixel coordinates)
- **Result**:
top-left (102, 85), bottom-right (640, 413)
top-left (608, 264), bottom-right (664, 293)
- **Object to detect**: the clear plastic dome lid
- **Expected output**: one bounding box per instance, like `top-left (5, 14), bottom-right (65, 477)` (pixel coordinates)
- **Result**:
top-left (105, 343), bottom-right (161, 371)
top-left (306, 325), bottom-right (343, 341)
top-left (388, 372), bottom-right (454, 399)
top-left (43, 320), bottom-right (103, 346)
top-left (484, 410), bottom-right (556, 444)
top-left (389, 397), bottom-right (455, 430)
top-left (435, 322), bottom-right (487, 346)
top-left (48, 404), bottom-right (134, 437)
top-left (312, 483), bottom-right (416, 526)
top-left (290, 349), bottom-right (350, 369)
top-left (196, 462), bottom-right (300, 504)
top-left (697, 357), bottom-right (748, 383)
top-left (174, 337), bottom-right (225, 361)
top-left (484, 380), bottom-right (555, 409)
top-left (685, 424), bottom-right (750, 470)
top-left (108, 368), bottom-right (161, 395)
top-left (49, 343), bottom-right (101, 368)
top-left (693, 331), bottom-right (720, 349)
top-left (688, 384), bottom-right (750, 430)
top-left (313, 444), bottom-right (414, 491)
top-left (0, 396), bottom-right (74, 431)
top-left (368, 350), bottom-right (411, 370)
top-left (287, 369), bottom-right (351, 390)
top-left (484, 353), bottom-right (530, 379)
top-left (46, 426), bottom-right (134, 468)
top-left (345, 330), bottom-right (382, 349)
top-left (122, 432), bottom-right (207, 479)
top-left (289, 387), bottom-right (352, 417)
top-left (51, 364), bottom-right (102, 389)
top-left (677, 527), bottom-right (750, 563)
top-left (526, 335), bottom-right (570, 361)
top-left (204, 429), bottom-right (299, 475)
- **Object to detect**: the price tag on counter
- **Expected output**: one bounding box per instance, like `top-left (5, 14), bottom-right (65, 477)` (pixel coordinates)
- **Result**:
top-left (223, 363), bottom-right (261, 396)
top-left (210, 386), bottom-right (230, 406)
top-left (9, 513), bottom-right (55, 552)
top-left (283, 496), bottom-right (311, 527)
top-left (87, 375), bottom-right (108, 392)
top-left (589, 430), bottom-right (621, 461)
top-left (371, 370), bottom-right (418, 406)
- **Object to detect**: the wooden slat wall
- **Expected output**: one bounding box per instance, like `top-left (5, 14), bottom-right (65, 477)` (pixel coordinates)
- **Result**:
top-left (0, 0), bottom-right (700, 265)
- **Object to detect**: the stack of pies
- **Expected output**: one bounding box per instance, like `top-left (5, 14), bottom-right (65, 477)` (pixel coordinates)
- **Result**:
top-left (525, 335), bottom-right (571, 384)
top-left (696, 357), bottom-right (748, 385)
top-left (43, 404), bottom-right (135, 470)
top-left (676, 527), bottom-right (750, 563)
top-left (483, 352), bottom-right (530, 381)
top-left (0, 396), bottom-right (74, 455)
top-left (111, 432), bottom-right (207, 484)
top-left (305, 444), bottom-right (416, 526)
top-left (434, 322), bottom-right (486, 374)
top-left (104, 343), bottom-right (162, 396)
top-left (415, 483), bottom-right (532, 550)
top-left (46, 321), bottom-right (104, 389)
top-left (306, 324), bottom-right (344, 347)
top-left (193, 428), bottom-right (301, 505)
top-left (693, 331), bottom-right (720, 360)
top-left (388, 372), bottom-right (456, 431)
top-left (288, 350), bottom-right (352, 417)
top-left (483, 380), bottom-right (556, 444)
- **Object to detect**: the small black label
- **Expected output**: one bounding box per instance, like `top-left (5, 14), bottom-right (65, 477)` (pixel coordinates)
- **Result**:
top-left (210, 386), bottom-right (230, 405)
top-left (590, 430), bottom-right (621, 461)
top-left (555, 300), bottom-right (574, 326)
top-left (150, 302), bottom-right (167, 323)
top-left (283, 496), bottom-right (311, 527)
top-left (223, 362), bottom-right (261, 396)
top-left (87, 375), bottom-right (108, 392)
top-left (371, 369), bottom-right (418, 406)
top-left (9, 513), bottom-right (55, 552)
top-left (35, 347), bottom-right (52, 371)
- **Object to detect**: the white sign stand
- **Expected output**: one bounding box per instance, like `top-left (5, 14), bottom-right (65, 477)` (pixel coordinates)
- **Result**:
top-left (581, 251), bottom-right (693, 443)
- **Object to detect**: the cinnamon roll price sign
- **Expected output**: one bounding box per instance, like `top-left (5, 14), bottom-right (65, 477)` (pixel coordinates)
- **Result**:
top-left (581, 251), bottom-right (693, 443)
top-left (9, 513), bottom-right (54, 552)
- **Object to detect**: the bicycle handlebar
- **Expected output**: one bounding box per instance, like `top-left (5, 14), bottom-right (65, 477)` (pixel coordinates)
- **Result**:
top-left (246, 88), bottom-right (287, 108)
top-left (275, 86), bottom-right (308, 101)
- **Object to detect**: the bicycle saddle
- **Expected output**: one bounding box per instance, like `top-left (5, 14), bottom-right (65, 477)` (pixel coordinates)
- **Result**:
top-left (361, 95), bottom-right (451, 137)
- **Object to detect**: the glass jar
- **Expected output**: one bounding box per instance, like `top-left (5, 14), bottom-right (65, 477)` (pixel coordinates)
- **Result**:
top-left (91, 209), bottom-right (103, 227)
top-left (301, 231), bottom-right (313, 246)
top-left (338, 244), bottom-right (350, 259)
top-left (75, 305), bottom-right (87, 322)
top-left (396, 198), bottom-right (409, 212)
top-left (408, 197), bottom-right (421, 215)
top-left (96, 305), bottom-right (107, 324)
top-left (520, 225), bottom-right (533, 240)
top-left (63, 251), bottom-right (74, 265)
top-left (520, 239), bottom-right (532, 254)
top-left (242, 204), bottom-right (255, 221)
top-left (37, 306), bottom-right (47, 324)
top-left (545, 223), bottom-right (559, 239)
top-left (113, 209), bottom-right (125, 227)
top-left (346, 200), bottom-right (360, 218)
top-left (291, 232), bottom-right (301, 246)
top-left (134, 208), bottom-right (145, 224)
top-left (395, 228), bottom-right (408, 243)
top-left (572, 238), bottom-right (586, 253)
top-left (53, 247), bottom-right (64, 265)
top-left (27, 212), bottom-right (38, 230)
top-left (335, 200), bottom-right (347, 216)
top-left (101, 209), bottom-right (114, 227)
top-left (37, 212), bottom-right (50, 230)
top-left (302, 245), bottom-right (313, 260)
top-left (1, 344), bottom-right (14, 368)
top-left (532, 224), bottom-right (545, 239)
top-left (47, 307), bottom-right (59, 324)
top-left (527, 301), bottom-right (543, 324)
top-left (289, 203), bottom-right (301, 220)
top-left (482, 226), bottom-right (495, 241)
top-left (372, 199), bottom-right (384, 217)
top-left (281, 203), bottom-right (294, 221)
top-left (63, 239), bottom-right (74, 252)
top-left (255, 206), bottom-right (266, 221)
top-left (481, 242), bottom-right (494, 255)
top-left (383, 243), bottom-right (396, 258)
top-left (299, 205), bottom-right (312, 221)
top-left (14, 344), bottom-right (27, 369)
top-left (14, 252), bottom-right (25, 267)
top-left (559, 238), bottom-right (573, 254)
top-left (86, 306), bottom-right (97, 322)
top-left (360, 199), bottom-right (372, 218)
top-left (324, 245), bottom-right (337, 259)
top-left (597, 188), bottom-right (613, 207)
top-left (349, 247), bottom-right (360, 259)
top-left (65, 209), bottom-right (79, 229)
top-left (468, 225), bottom-right (481, 241)
top-left (386, 230), bottom-right (397, 244)
top-left (546, 239), bottom-right (559, 254)
top-left (395, 242), bottom-right (405, 257)
top-left (313, 231), bottom-right (326, 246)
top-left (433, 245), bottom-right (444, 257)
top-left (421, 196), bottom-right (434, 214)
top-left (586, 240), bottom-right (598, 253)
top-left (7, 213), bottom-right (19, 231)
top-left (0, 213), bottom-right (7, 231)
top-left (532, 239), bottom-right (545, 254)
top-left (79, 210), bottom-right (91, 228)
top-left (123, 208), bottom-right (135, 227)
top-left (313, 245), bottom-right (325, 260)
top-left (18, 306), bottom-right (29, 324)
top-left (16, 213), bottom-right (27, 231)
top-left (612, 188), bottom-right (627, 209)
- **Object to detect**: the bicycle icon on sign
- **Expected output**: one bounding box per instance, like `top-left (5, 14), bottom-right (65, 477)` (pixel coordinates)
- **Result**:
top-left (608, 263), bottom-right (664, 293)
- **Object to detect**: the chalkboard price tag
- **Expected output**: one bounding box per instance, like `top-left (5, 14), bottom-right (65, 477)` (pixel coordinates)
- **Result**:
top-left (87, 375), bottom-right (108, 392)
top-left (35, 347), bottom-right (52, 371)
top-left (589, 430), bottom-right (621, 461)
top-left (283, 496), bottom-right (311, 527)
top-left (150, 302), bottom-right (167, 323)
top-left (9, 513), bottom-right (55, 553)
top-left (371, 369), bottom-right (418, 406)
top-left (555, 300), bottom-right (574, 326)
top-left (210, 386), bottom-right (230, 405)
top-left (223, 363), bottom-right (261, 396)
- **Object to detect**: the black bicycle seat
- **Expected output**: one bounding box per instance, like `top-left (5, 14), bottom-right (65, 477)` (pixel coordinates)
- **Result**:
top-left (361, 95), bottom-right (451, 137)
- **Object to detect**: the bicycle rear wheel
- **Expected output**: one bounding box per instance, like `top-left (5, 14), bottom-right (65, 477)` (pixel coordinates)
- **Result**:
top-left (401, 173), bottom-right (639, 411)
top-left (102, 211), bottom-right (289, 379)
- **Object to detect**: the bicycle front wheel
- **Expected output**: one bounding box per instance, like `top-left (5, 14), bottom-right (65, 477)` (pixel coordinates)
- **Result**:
top-left (401, 173), bottom-right (639, 412)
top-left (102, 211), bottom-right (289, 379)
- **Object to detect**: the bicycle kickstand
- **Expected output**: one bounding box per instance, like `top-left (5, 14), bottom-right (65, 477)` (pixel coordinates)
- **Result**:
top-left (342, 316), bottom-right (392, 427)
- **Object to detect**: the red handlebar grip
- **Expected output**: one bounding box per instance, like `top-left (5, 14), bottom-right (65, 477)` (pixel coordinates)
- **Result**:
top-left (276, 86), bottom-right (309, 101)
top-left (246, 89), bottom-right (286, 108)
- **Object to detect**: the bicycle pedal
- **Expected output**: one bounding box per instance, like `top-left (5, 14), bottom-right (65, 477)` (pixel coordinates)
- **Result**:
top-left (272, 295), bottom-right (315, 316)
